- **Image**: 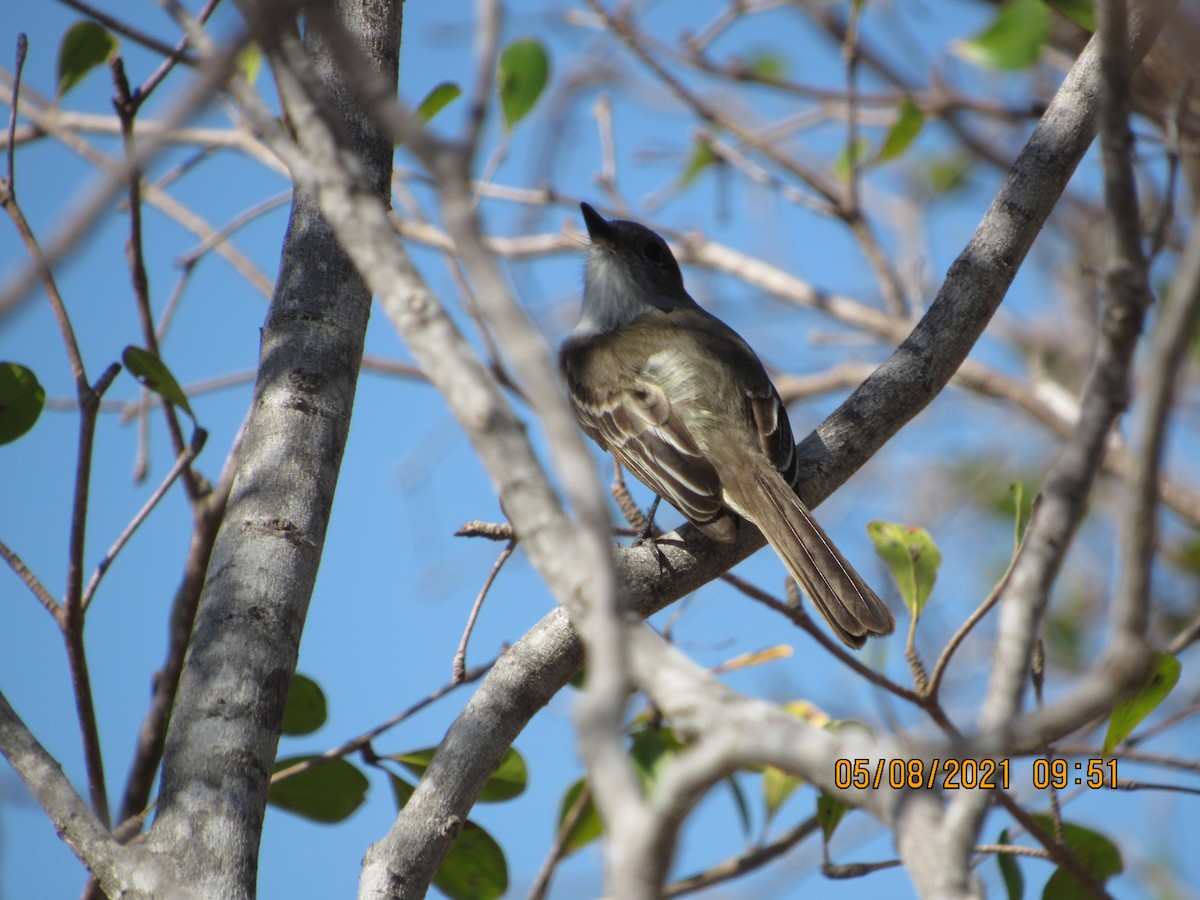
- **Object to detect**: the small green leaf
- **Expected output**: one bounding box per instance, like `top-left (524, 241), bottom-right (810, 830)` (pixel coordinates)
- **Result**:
top-left (122, 346), bottom-right (194, 419)
top-left (556, 778), bottom-right (603, 855)
top-left (629, 727), bottom-right (684, 792)
top-left (1010, 482), bottom-right (1031, 549)
top-left (925, 153), bottom-right (972, 194)
top-left (817, 791), bottom-right (849, 841)
top-left (0, 363), bottom-right (45, 444)
top-left (1046, 0), bottom-right (1095, 31)
top-left (678, 140), bottom-right (719, 190)
top-left (281, 674), bottom-right (327, 736)
top-left (477, 748), bottom-right (527, 802)
top-left (497, 38), bottom-right (549, 130)
top-left (956, 0), bottom-right (1050, 70)
top-left (878, 96), bottom-right (925, 163)
top-left (569, 665), bottom-right (587, 690)
top-left (997, 828), bottom-right (1025, 900)
top-left (1102, 651), bottom-right (1181, 753)
top-left (387, 771), bottom-right (508, 900)
top-left (868, 521), bottom-right (941, 618)
top-left (1166, 533), bottom-right (1200, 574)
top-left (763, 764), bottom-right (803, 821)
top-left (268, 757), bottom-right (368, 823)
top-left (744, 48), bottom-right (787, 79)
top-left (433, 820), bottom-right (508, 900)
top-left (393, 747), bottom-right (526, 802)
top-left (833, 136), bottom-right (870, 182)
top-left (389, 772), bottom-right (416, 809)
top-left (725, 775), bottom-right (753, 838)
top-left (1029, 815), bottom-right (1122, 898)
top-left (57, 21), bottom-right (119, 98)
top-left (763, 700), bottom-right (826, 822)
top-left (237, 43), bottom-right (261, 86)
top-left (416, 81), bottom-right (462, 122)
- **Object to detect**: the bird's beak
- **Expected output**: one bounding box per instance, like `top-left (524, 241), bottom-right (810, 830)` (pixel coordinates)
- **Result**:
top-left (580, 202), bottom-right (614, 244)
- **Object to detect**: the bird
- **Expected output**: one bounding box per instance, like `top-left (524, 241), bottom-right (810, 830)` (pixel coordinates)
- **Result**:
top-left (559, 202), bottom-right (894, 648)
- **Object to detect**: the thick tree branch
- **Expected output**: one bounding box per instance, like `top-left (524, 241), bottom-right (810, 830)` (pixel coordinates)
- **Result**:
top-left (0, 690), bottom-right (193, 898)
top-left (143, 3), bottom-right (400, 896)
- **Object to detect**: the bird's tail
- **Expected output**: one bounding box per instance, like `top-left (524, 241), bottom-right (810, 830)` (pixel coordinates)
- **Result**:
top-left (736, 465), bottom-right (895, 648)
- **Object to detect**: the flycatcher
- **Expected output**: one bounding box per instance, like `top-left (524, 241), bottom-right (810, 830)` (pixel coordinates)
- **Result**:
top-left (560, 203), bottom-right (894, 648)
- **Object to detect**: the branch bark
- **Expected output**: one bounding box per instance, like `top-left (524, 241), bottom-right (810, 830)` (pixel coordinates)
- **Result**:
top-left (142, 2), bottom-right (401, 896)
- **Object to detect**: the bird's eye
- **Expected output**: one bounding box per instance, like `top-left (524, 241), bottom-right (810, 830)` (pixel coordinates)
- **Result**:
top-left (644, 241), bottom-right (666, 264)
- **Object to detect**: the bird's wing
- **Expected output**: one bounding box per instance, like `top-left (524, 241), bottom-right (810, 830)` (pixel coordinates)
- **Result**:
top-left (574, 377), bottom-right (736, 542)
top-left (747, 386), bottom-right (800, 489)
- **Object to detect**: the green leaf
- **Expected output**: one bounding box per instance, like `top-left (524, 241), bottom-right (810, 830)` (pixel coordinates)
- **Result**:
top-left (1029, 815), bottom-right (1123, 898)
top-left (122, 346), bottom-right (194, 419)
top-left (762, 700), bottom-right (826, 822)
top-left (1102, 651), bottom-right (1181, 753)
top-left (997, 828), bottom-right (1025, 900)
top-left (868, 521), bottom-right (941, 618)
top-left (1166, 533), bottom-right (1200, 574)
top-left (763, 764), bottom-right (803, 822)
top-left (388, 771), bottom-right (508, 900)
top-left (555, 778), bottom-right (603, 855)
top-left (1010, 482), bottom-right (1031, 549)
top-left (477, 748), bottom-right (527, 802)
top-left (833, 136), bottom-right (870, 182)
top-left (393, 747), bottom-right (527, 802)
top-left (0, 363), bottom-right (45, 445)
top-left (1046, 0), bottom-right (1095, 31)
top-left (268, 756), bottom-right (368, 823)
top-left (281, 674), bottom-right (327, 736)
top-left (678, 140), bottom-right (719, 190)
top-left (433, 820), bottom-right (508, 900)
top-left (924, 153), bottom-right (972, 194)
top-left (237, 43), bottom-right (261, 86)
top-left (956, 0), bottom-right (1050, 70)
top-left (878, 96), bottom-right (925, 163)
top-left (629, 727), bottom-right (684, 791)
top-left (816, 791), bottom-right (849, 841)
top-left (744, 48), bottom-right (787, 79)
top-left (497, 38), bottom-right (549, 130)
top-left (388, 772), bottom-right (416, 809)
top-left (416, 81), bottom-right (462, 122)
top-left (725, 775), bottom-right (753, 838)
top-left (57, 21), bottom-right (119, 98)
top-left (569, 665), bottom-right (587, 690)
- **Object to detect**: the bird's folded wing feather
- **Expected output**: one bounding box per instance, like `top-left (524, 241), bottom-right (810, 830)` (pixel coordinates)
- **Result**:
top-left (573, 377), bottom-right (735, 540)
top-left (748, 389), bottom-right (800, 488)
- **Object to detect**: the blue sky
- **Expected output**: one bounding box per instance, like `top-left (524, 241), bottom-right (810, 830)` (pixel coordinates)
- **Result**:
top-left (2, 2), bottom-right (1198, 899)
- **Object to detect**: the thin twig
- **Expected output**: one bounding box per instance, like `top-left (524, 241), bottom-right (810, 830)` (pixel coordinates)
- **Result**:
top-left (720, 572), bottom-right (922, 704)
top-left (3, 34), bottom-right (25, 187)
top-left (62, 361), bottom-right (123, 829)
top-left (925, 550), bottom-right (1019, 700)
top-left (112, 57), bottom-right (201, 501)
top-left (269, 659), bottom-right (497, 785)
top-left (174, 191), bottom-right (290, 267)
top-left (528, 781), bottom-right (593, 900)
top-left (0, 538), bottom-right (61, 620)
top-left (57, 0), bottom-right (200, 64)
top-left (114, 423), bottom-right (241, 829)
top-left (664, 814), bottom-right (821, 897)
top-left (134, 0), bottom-right (220, 104)
top-left (81, 428), bottom-right (207, 610)
top-left (452, 539), bottom-right (516, 684)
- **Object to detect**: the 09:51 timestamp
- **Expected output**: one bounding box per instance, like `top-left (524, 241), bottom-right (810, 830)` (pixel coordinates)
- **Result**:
top-left (1033, 758), bottom-right (1118, 789)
